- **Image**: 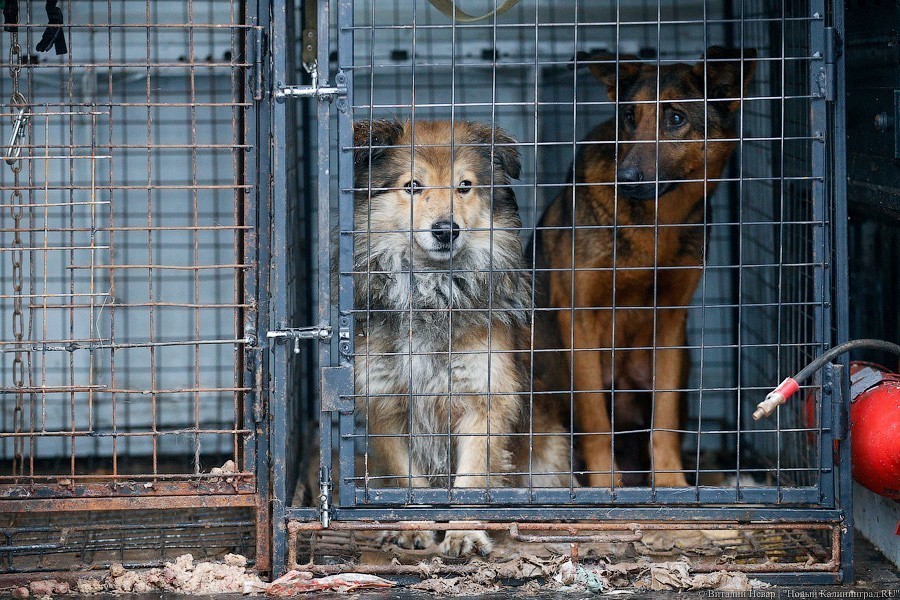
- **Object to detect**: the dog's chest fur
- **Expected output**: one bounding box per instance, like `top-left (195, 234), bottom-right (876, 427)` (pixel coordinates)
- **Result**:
top-left (356, 311), bottom-right (499, 482)
top-left (354, 244), bottom-right (527, 475)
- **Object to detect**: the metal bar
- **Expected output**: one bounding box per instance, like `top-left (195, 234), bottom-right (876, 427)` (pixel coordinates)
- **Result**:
top-left (0, 479), bottom-right (256, 498)
top-left (274, 84), bottom-right (346, 100)
top-left (287, 518), bottom-right (837, 532)
top-left (268, 0), bottom-right (291, 577)
top-left (0, 386), bottom-right (249, 394)
top-left (807, 0), bottom-right (836, 513)
top-left (353, 485), bottom-right (822, 505)
top-left (290, 559), bottom-right (838, 576)
top-left (0, 494), bottom-right (258, 513)
top-left (323, 507), bottom-right (845, 522)
top-left (335, 0), bottom-right (356, 515)
top-left (0, 428), bottom-right (253, 438)
top-left (829, 0), bottom-right (853, 585)
top-left (752, 573), bottom-right (841, 585)
top-left (509, 523), bottom-right (643, 544)
top-left (267, 326), bottom-right (332, 341)
top-left (244, 0), bottom-right (272, 576)
top-left (0, 338), bottom-right (252, 350)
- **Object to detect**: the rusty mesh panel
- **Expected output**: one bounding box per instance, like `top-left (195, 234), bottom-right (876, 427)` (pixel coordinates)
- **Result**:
top-left (0, 2), bottom-right (253, 486)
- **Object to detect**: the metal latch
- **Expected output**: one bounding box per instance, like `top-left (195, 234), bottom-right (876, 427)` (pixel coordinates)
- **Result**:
top-left (274, 68), bottom-right (348, 101)
top-left (267, 326), bottom-right (332, 353)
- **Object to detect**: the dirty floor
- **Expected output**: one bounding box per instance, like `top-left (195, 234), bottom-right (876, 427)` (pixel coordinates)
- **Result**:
top-left (30, 532), bottom-right (897, 599)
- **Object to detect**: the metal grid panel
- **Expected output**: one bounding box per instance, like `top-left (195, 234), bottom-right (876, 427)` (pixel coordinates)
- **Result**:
top-left (333, 0), bottom-right (835, 509)
top-left (0, 1), bottom-right (254, 487)
top-left (0, 507), bottom-right (255, 574)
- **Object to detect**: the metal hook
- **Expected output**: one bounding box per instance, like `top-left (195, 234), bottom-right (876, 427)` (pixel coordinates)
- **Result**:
top-left (4, 106), bottom-right (29, 167)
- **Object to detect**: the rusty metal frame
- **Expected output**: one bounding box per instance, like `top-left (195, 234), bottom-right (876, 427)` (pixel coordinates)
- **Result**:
top-left (0, 493), bottom-right (268, 573)
top-left (0, 0), bottom-right (271, 574)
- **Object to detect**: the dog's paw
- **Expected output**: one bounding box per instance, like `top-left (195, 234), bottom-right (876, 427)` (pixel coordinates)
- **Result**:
top-left (653, 472), bottom-right (689, 487)
top-left (378, 529), bottom-right (436, 550)
top-left (438, 530), bottom-right (492, 558)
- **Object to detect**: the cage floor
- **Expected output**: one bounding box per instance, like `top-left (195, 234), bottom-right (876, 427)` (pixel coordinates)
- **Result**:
top-left (0, 507), bottom-right (256, 574)
top-left (294, 526), bottom-right (831, 574)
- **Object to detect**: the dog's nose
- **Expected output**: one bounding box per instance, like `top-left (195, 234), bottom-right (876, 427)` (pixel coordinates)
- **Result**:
top-left (617, 166), bottom-right (644, 183)
top-left (431, 220), bottom-right (460, 244)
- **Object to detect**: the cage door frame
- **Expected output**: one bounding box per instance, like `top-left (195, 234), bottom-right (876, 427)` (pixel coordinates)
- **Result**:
top-left (330, 3), bottom-right (841, 514)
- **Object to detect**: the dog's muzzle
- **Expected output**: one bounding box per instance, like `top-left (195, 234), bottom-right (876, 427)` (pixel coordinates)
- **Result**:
top-left (616, 166), bottom-right (675, 199)
top-left (415, 219), bottom-right (465, 259)
top-left (617, 181), bottom-right (675, 199)
top-left (431, 220), bottom-right (460, 245)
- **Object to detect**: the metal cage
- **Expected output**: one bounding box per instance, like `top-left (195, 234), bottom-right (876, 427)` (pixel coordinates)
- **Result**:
top-left (0, 0), bottom-right (269, 575)
top-left (273, 0), bottom-right (850, 586)
top-left (1, 0), bottom-right (850, 586)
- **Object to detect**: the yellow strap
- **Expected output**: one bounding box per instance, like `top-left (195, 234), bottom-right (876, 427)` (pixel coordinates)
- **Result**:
top-left (425, 0), bottom-right (522, 23)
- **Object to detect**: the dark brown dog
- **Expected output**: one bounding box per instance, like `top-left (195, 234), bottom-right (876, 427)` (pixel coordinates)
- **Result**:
top-left (532, 47), bottom-right (756, 487)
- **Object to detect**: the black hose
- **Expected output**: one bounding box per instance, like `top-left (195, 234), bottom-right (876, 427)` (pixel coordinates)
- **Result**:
top-left (794, 338), bottom-right (900, 383)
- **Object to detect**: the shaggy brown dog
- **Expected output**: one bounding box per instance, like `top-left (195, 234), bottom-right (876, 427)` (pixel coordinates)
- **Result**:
top-left (352, 119), bottom-right (569, 557)
top-left (532, 48), bottom-right (756, 487)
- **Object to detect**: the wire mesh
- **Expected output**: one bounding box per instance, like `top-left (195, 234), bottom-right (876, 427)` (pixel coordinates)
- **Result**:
top-left (0, 2), bottom-right (254, 486)
top-left (331, 0), bottom-right (833, 509)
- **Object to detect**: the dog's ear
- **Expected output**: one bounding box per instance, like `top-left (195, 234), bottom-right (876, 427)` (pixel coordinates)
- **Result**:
top-left (693, 46), bottom-right (757, 110)
top-left (470, 124), bottom-right (521, 181)
top-left (353, 119), bottom-right (405, 172)
top-left (582, 51), bottom-right (641, 101)
top-left (490, 127), bottom-right (521, 180)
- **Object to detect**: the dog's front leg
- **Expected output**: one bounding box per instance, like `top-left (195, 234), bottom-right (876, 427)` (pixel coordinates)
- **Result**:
top-left (439, 398), bottom-right (515, 558)
top-left (562, 309), bottom-right (623, 488)
top-left (370, 411), bottom-right (437, 551)
top-left (649, 308), bottom-right (689, 487)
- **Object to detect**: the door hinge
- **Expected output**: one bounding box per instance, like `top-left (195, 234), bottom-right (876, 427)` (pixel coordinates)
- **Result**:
top-left (244, 323), bottom-right (265, 423)
top-left (267, 326), bottom-right (332, 353)
top-left (821, 27), bottom-right (841, 102)
top-left (274, 69), bottom-right (348, 101)
top-left (318, 466), bottom-right (331, 528)
top-left (248, 22), bottom-right (265, 101)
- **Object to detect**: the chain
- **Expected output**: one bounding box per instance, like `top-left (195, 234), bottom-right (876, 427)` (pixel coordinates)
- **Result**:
top-left (7, 26), bottom-right (27, 477)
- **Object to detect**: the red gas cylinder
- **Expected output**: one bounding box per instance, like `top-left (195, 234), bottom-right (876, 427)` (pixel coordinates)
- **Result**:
top-left (850, 362), bottom-right (900, 499)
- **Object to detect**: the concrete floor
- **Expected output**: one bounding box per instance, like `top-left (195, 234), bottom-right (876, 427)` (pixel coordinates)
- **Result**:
top-left (54, 532), bottom-right (897, 599)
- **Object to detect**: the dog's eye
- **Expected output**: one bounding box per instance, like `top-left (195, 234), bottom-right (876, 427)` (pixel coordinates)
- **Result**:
top-left (623, 108), bottom-right (636, 127)
top-left (668, 111), bottom-right (686, 128)
top-left (404, 180), bottom-right (423, 195)
top-left (457, 180), bottom-right (472, 194)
